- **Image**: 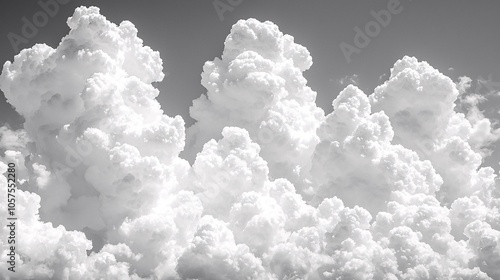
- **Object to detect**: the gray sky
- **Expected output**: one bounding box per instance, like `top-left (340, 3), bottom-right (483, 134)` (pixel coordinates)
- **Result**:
top-left (1, 0), bottom-right (499, 129)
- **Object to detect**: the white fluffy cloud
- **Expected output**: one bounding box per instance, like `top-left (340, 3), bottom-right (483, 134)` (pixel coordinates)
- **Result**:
top-left (1, 6), bottom-right (500, 280)
top-left (186, 18), bottom-right (325, 194)
top-left (455, 76), bottom-right (500, 159)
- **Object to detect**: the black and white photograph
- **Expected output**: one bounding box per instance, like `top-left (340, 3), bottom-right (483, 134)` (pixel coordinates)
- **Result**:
top-left (0, 1), bottom-right (500, 279)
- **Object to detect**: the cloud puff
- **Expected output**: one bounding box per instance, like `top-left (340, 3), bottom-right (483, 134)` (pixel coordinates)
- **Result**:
top-left (1, 7), bottom-right (500, 280)
top-left (311, 84), bottom-right (442, 213)
top-left (0, 161), bottom-right (142, 279)
top-left (186, 18), bottom-right (325, 193)
top-left (0, 6), bottom-right (188, 279)
top-left (1, 5), bottom-right (187, 234)
top-left (454, 76), bottom-right (500, 159)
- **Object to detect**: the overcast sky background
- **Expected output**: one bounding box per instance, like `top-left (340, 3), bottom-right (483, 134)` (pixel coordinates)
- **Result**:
top-left (1, 0), bottom-right (499, 129)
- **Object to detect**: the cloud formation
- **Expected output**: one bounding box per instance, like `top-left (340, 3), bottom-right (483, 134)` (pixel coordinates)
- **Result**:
top-left (1, 6), bottom-right (500, 280)
top-left (186, 18), bottom-right (325, 194)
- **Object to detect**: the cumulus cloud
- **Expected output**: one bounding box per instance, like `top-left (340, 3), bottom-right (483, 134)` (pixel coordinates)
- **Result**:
top-left (378, 72), bottom-right (388, 81)
top-left (455, 76), bottom-right (500, 158)
top-left (1, 6), bottom-right (188, 278)
top-left (477, 74), bottom-right (500, 95)
top-left (185, 18), bottom-right (325, 194)
top-left (1, 6), bottom-right (500, 280)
